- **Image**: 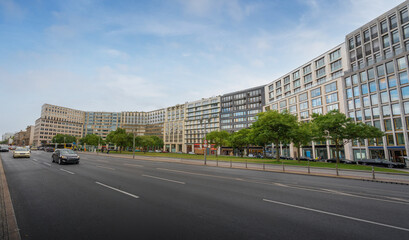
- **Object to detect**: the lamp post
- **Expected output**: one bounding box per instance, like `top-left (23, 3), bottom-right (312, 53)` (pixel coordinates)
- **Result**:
top-left (200, 118), bottom-right (211, 165)
top-left (133, 129), bottom-right (136, 159)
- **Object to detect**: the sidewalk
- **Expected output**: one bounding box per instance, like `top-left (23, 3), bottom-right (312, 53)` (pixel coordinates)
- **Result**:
top-left (0, 155), bottom-right (21, 240)
top-left (80, 152), bottom-right (409, 185)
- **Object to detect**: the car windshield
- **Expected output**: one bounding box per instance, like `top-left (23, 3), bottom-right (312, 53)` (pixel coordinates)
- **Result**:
top-left (60, 149), bottom-right (75, 154)
top-left (16, 147), bottom-right (28, 151)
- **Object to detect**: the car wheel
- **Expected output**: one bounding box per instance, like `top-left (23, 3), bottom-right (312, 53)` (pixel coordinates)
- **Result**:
top-left (388, 164), bottom-right (394, 168)
top-left (362, 163), bottom-right (367, 165)
top-left (76, 161), bottom-right (79, 164)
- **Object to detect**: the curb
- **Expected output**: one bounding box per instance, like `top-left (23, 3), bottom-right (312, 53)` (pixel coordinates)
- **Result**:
top-left (0, 155), bottom-right (21, 240)
top-left (79, 152), bottom-right (409, 185)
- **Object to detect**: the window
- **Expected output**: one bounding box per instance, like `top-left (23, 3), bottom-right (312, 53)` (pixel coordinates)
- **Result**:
top-left (397, 57), bottom-right (407, 70)
top-left (402, 86), bottom-right (409, 99)
top-left (381, 20), bottom-right (388, 34)
top-left (369, 81), bottom-right (376, 92)
top-left (368, 68), bottom-right (375, 80)
top-left (304, 74), bottom-right (312, 83)
top-left (356, 34), bottom-right (362, 46)
top-left (360, 72), bottom-right (367, 83)
top-left (373, 107), bottom-right (380, 118)
top-left (383, 105), bottom-right (391, 117)
top-left (404, 101), bottom-right (409, 114)
top-left (392, 30), bottom-right (400, 44)
top-left (363, 96), bottom-right (370, 107)
top-left (330, 60), bottom-right (342, 72)
top-left (365, 43), bottom-right (372, 55)
top-left (371, 94), bottom-right (379, 105)
top-left (361, 84), bottom-right (368, 95)
top-left (276, 81), bottom-right (282, 88)
top-left (280, 100), bottom-right (287, 108)
top-left (326, 93), bottom-right (338, 104)
top-left (397, 133), bottom-right (405, 145)
top-left (330, 49), bottom-right (341, 61)
top-left (293, 71), bottom-right (300, 79)
top-left (355, 98), bottom-right (361, 108)
top-left (312, 108), bottom-right (323, 114)
top-left (316, 67), bottom-right (326, 78)
top-left (346, 89), bottom-right (353, 99)
top-left (348, 100), bottom-right (354, 110)
top-left (379, 78), bottom-right (387, 90)
top-left (364, 30), bottom-right (370, 42)
top-left (316, 58), bottom-right (325, 68)
top-left (303, 65), bottom-right (311, 75)
top-left (390, 15), bottom-right (398, 29)
top-left (284, 76), bottom-right (290, 84)
top-left (312, 98), bottom-right (322, 107)
top-left (327, 104), bottom-right (339, 111)
top-left (385, 119), bottom-right (393, 131)
top-left (325, 82), bottom-right (337, 93)
top-left (382, 35), bottom-right (390, 48)
top-left (399, 71), bottom-right (409, 84)
top-left (300, 102), bottom-right (308, 110)
top-left (386, 61), bottom-right (395, 75)
top-left (401, 8), bottom-right (409, 24)
top-left (371, 25), bottom-right (378, 38)
top-left (377, 65), bottom-right (385, 77)
top-left (381, 92), bottom-right (389, 103)
top-left (388, 76), bottom-right (397, 88)
top-left (404, 24), bottom-right (409, 39)
top-left (349, 38), bottom-right (354, 50)
top-left (311, 88), bottom-right (321, 97)
top-left (289, 97), bottom-right (296, 105)
top-left (353, 86), bottom-right (360, 96)
top-left (289, 105), bottom-right (297, 113)
top-left (390, 89), bottom-right (399, 102)
top-left (293, 79), bottom-right (300, 88)
top-left (394, 118), bottom-right (403, 130)
top-left (299, 93), bottom-right (308, 102)
top-left (345, 77), bottom-right (352, 87)
top-left (392, 104), bottom-right (401, 115)
top-left (387, 134), bottom-right (394, 145)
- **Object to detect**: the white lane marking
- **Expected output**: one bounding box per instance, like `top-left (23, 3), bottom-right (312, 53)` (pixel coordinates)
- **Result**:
top-left (96, 165), bottom-right (115, 170)
top-left (157, 168), bottom-right (409, 205)
top-left (142, 174), bottom-right (185, 185)
top-left (124, 163), bottom-right (144, 168)
top-left (95, 182), bottom-right (139, 199)
top-left (33, 159), bottom-right (38, 162)
top-left (263, 199), bottom-right (409, 232)
top-left (386, 197), bottom-right (409, 203)
top-left (42, 162), bottom-right (51, 166)
top-left (60, 169), bottom-right (75, 175)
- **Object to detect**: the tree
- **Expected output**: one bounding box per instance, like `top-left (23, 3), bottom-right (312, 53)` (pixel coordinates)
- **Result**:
top-left (150, 136), bottom-right (164, 150)
top-left (290, 121), bottom-right (315, 163)
top-left (228, 129), bottom-right (251, 157)
top-left (312, 110), bottom-right (384, 164)
top-left (250, 110), bottom-right (297, 161)
top-left (106, 128), bottom-right (132, 153)
top-left (80, 134), bottom-right (104, 147)
top-left (138, 135), bottom-right (155, 153)
top-left (206, 130), bottom-right (230, 158)
top-left (51, 134), bottom-right (76, 144)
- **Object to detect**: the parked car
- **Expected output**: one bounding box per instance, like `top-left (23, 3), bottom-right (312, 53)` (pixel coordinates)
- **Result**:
top-left (0, 145), bottom-right (9, 152)
top-left (13, 147), bottom-right (30, 158)
top-left (45, 147), bottom-right (54, 152)
top-left (31, 147), bottom-right (38, 151)
top-left (248, 153), bottom-right (255, 158)
top-left (356, 158), bottom-right (406, 168)
top-left (325, 158), bottom-right (354, 164)
top-left (52, 149), bottom-right (80, 165)
top-left (299, 156), bottom-right (314, 161)
top-left (38, 146), bottom-right (45, 151)
top-left (280, 156), bottom-right (294, 160)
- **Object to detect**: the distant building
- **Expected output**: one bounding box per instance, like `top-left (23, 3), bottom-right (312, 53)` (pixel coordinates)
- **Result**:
top-left (2, 132), bottom-right (14, 142)
top-left (163, 104), bottom-right (185, 152)
top-left (83, 112), bottom-right (121, 140)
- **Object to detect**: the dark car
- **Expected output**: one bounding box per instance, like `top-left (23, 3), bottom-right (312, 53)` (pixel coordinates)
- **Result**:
top-left (357, 158), bottom-right (406, 168)
top-left (299, 156), bottom-right (315, 161)
top-left (0, 145), bottom-right (9, 152)
top-left (52, 149), bottom-right (80, 165)
top-left (326, 158), bottom-right (354, 164)
top-left (280, 156), bottom-right (294, 160)
top-left (45, 147), bottom-right (54, 152)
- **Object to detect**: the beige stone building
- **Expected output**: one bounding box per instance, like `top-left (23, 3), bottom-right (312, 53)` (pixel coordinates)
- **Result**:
top-left (163, 104), bottom-right (185, 152)
top-left (33, 104), bottom-right (85, 146)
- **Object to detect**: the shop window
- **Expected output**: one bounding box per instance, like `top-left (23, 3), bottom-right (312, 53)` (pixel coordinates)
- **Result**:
top-left (397, 133), bottom-right (405, 145)
top-left (386, 134), bottom-right (395, 145)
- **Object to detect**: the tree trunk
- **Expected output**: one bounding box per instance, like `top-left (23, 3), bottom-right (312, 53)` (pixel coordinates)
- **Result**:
top-left (297, 146), bottom-right (301, 163)
top-left (335, 139), bottom-right (340, 165)
top-left (275, 140), bottom-right (280, 162)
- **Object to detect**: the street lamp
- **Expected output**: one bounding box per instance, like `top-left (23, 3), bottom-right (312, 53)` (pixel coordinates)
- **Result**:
top-left (133, 129), bottom-right (136, 159)
top-left (200, 118), bottom-right (211, 165)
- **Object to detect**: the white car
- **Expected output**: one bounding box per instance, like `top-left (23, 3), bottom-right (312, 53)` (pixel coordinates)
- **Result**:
top-left (13, 147), bottom-right (31, 158)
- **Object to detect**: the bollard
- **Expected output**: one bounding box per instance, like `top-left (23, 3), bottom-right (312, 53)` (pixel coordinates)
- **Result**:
top-left (230, 159), bottom-right (232, 168)
top-left (372, 166), bottom-right (375, 180)
top-left (282, 162), bottom-right (285, 172)
top-left (308, 161), bottom-right (310, 174)
top-left (336, 164), bottom-right (339, 176)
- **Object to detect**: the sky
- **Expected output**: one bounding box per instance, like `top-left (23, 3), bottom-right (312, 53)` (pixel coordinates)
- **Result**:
top-left (0, 0), bottom-right (405, 136)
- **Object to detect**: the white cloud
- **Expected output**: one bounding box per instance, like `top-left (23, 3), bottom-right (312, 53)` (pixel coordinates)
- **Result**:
top-left (101, 48), bottom-right (129, 59)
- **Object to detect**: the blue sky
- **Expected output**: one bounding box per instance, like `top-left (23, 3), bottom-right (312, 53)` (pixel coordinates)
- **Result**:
top-left (0, 0), bottom-right (405, 136)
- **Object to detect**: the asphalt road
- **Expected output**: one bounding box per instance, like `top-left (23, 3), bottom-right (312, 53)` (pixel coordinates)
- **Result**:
top-left (1, 151), bottom-right (409, 240)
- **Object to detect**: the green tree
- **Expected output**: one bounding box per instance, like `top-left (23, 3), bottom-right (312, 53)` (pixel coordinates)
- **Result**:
top-left (150, 136), bottom-right (164, 150)
top-left (290, 121), bottom-right (315, 163)
top-left (106, 128), bottom-right (132, 153)
top-left (312, 110), bottom-right (384, 164)
top-left (51, 134), bottom-right (76, 144)
top-left (80, 134), bottom-right (104, 147)
top-left (206, 130), bottom-right (230, 158)
top-left (228, 129), bottom-right (251, 157)
top-left (138, 135), bottom-right (155, 153)
top-left (250, 110), bottom-right (297, 161)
